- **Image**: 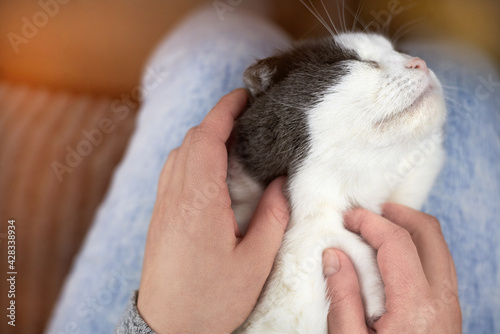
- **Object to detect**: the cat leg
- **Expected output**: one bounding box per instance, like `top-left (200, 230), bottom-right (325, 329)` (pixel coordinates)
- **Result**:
top-left (331, 229), bottom-right (386, 325)
top-left (227, 159), bottom-right (264, 235)
top-left (235, 221), bottom-right (332, 334)
top-left (236, 213), bottom-right (385, 333)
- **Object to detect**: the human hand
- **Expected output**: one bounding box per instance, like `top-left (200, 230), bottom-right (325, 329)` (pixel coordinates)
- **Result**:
top-left (137, 89), bottom-right (290, 334)
top-left (322, 203), bottom-right (461, 334)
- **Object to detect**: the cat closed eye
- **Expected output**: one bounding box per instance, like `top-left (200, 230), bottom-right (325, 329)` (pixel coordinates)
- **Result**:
top-left (365, 60), bottom-right (380, 68)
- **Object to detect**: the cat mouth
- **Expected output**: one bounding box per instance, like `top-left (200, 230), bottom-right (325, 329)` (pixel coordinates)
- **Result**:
top-left (375, 85), bottom-right (435, 126)
top-left (404, 85), bottom-right (433, 113)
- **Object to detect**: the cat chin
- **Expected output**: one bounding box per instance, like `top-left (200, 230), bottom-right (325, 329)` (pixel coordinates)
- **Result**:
top-left (407, 94), bottom-right (446, 138)
top-left (371, 92), bottom-right (446, 144)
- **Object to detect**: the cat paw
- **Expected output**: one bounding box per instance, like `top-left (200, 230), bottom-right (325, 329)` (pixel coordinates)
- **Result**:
top-left (366, 311), bottom-right (384, 327)
top-left (363, 287), bottom-right (386, 327)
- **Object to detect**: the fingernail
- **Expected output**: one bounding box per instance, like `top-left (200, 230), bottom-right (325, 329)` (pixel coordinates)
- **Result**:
top-left (323, 250), bottom-right (340, 277)
top-left (232, 88), bottom-right (246, 94)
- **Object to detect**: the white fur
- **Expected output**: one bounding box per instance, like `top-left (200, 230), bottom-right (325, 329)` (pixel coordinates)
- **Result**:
top-left (230, 33), bottom-right (447, 333)
top-left (228, 159), bottom-right (264, 235)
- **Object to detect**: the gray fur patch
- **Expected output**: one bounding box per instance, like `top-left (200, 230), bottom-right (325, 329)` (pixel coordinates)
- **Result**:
top-left (231, 38), bottom-right (360, 185)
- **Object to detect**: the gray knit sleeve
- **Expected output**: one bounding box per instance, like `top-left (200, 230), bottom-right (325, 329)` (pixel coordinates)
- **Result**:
top-left (115, 291), bottom-right (156, 334)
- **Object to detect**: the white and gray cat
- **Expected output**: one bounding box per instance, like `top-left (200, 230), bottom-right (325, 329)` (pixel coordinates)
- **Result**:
top-left (227, 32), bottom-right (446, 333)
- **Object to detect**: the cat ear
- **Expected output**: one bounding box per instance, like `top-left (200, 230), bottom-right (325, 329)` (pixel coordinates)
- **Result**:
top-left (243, 57), bottom-right (280, 97)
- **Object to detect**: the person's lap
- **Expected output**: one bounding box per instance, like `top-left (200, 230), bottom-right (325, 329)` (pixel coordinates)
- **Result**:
top-left (46, 7), bottom-right (500, 334)
top-left (46, 7), bottom-right (291, 334)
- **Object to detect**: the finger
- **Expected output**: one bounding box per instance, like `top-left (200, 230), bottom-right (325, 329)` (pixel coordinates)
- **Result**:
top-left (236, 177), bottom-right (289, 279)
top-left (158, 126), bottom-right (196, 197)
top-left (449, 256), bottom-right (458, 290)
top-left (200, 88), bottom-right (248, 143)
top-left (324, 249), bottom-right (369, 334)
top-left (157, 148), bottom-right (179, 192)
top-left (344, 209), bottom-right (430, 308)
top-left (382, 203), bottom-right (454, 290)
top-left (185, 89), bottom-right (248, 189)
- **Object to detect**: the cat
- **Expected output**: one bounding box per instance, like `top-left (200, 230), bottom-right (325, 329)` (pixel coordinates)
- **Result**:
top-left (227, 32), bottom-right (446, 333)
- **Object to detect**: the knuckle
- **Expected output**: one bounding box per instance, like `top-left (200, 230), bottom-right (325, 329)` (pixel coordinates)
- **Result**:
top-left (345, 207), bottom-right (370, 227)
top-left (166, 148), bottom-right (179, 161)
top-left (185, 126), bottom-right (198, 141)
top-left (328, 285), bottom-right (358, 309)
top-left (177, 191), bottom-right (198, 216)
top-left (424, 215), bottom-right (443, 233)
top-left (266, 205), bottom-right (289, 231)
top-left (355, 208), bottom-right (371, 223)
top-left (390, 226), bottom-right (412, 244)
top-left (190, 125), bottom-right (212, 147)
top-left (217, 94), bottom-right (233, 110)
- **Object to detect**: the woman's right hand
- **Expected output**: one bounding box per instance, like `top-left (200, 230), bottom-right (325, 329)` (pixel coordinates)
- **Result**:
top-left (323, 203), bottom-right (462, 333)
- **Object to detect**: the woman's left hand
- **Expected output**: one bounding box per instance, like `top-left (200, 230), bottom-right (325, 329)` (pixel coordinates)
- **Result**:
top-left (137, 89), bottom-right (290, 334)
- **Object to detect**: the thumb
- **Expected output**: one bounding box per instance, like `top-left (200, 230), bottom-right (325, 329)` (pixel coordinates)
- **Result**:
top-left (237, 177), bottom-right (289, 276)
top-left (323, 249), bottom-right (369, 334)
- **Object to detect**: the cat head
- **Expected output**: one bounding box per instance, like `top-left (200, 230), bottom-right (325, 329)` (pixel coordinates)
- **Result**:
top-left (243, 32), bottom-right (446, 148)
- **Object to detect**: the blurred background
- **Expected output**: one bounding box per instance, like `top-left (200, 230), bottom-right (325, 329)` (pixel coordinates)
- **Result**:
top-left (0, 0), bottom-right (498, 333)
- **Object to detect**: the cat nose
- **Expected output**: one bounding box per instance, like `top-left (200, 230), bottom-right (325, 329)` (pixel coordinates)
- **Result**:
top-left (406, 57), bottom-right (429, 74)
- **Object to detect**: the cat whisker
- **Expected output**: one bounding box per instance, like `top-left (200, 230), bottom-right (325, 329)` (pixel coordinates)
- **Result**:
top-left (362, 15), bottom-right (380, 33)
top-left (443, 96), bottom-right (478, 119)
top-left (426, 61), bottom-right (458, 73)
top-left (387, 0), bottom-right (420, 35)
top-left (384, 2), bottom-right (420, 37)
top-left (392, 27), bottom-right (415, 45)
top-left (333, 0), bottom-right (347, 33)
top-left (335, 0), bottom-right (343, 33)
top-left (342, 0), bottom-right (348, 33)
top-left (297, 21), bottom-right (322, 41)
top-left (443, 96), bottom-right (467, 103)
top-left (391, 17), bottom-right (426, 45)
top-left (351, 0), bottom-right (365, 32)
top-left (337, 0), bottom-right (347, 32)
top-left (320, 0), bottom-right (340, 36)
top-left (299, 0), bottom-right (338, 37)
top-left (344, 0), bottom-right (367, 32)
top-left (311, 0), bottom-right (342, 35)
top-left (384, 13), bottom-right (393, 36)
top-left (440, 85), bottom-right (461, 91)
